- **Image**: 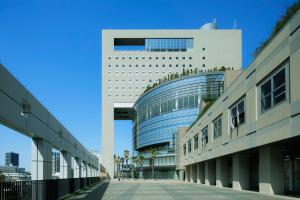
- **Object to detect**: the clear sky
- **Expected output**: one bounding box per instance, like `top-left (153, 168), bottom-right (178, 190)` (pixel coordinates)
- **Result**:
top-left (0, 0), bottom-right (297, 171)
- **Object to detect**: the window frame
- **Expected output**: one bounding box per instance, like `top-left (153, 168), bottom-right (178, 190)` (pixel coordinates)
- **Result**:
top-left (213, 115), bottom-right (222, 139)
top-left (258, 59), bottom-right (289, 114)
top-left (194, 134), bottom-right (198, 150)
top-left (201, 126), bottom-right (208, 148)
top-left (229, 97), bottom-right (246, 130)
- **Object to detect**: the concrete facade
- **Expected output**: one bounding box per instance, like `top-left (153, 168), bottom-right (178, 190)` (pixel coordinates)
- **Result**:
top-left (179, 11), bottom-right (300, 196)
top-left (102, 26), bottom-right (242, 176)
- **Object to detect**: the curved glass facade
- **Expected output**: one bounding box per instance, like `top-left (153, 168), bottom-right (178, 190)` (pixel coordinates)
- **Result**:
top-left (133, 72), bottom-right (225, 150)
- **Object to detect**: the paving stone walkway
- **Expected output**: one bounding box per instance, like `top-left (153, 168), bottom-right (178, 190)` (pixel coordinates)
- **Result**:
top-left (103, 180), bottom-right (299, 200)
top-left (67, 179), bottom-right (299, 200)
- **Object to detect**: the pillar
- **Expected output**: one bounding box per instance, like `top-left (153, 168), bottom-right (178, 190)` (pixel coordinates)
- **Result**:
top-left (190, 164), bottom-right (194, 183)
top-left (31, 138), bottom-right (52, 200)
top-left (205, 160), bottom-right (216, 185)
top-left (196, 163), bottom-right (200, 183)
top-left (185, 166), bottom-right (190, 182)
top-left (199, 162), bottom-right (205, 184)
top-left (82, 161), bottom-right (87, 177)
top-left (60, 151), bottom-right (72, 178)
top-left (216, 157), bottom-right (230, 187)
top-left (232, 153), bottom-right (249, 190)
top-left (74, 157), bottom-right (81, 178)
top-left (259, 145), bottom-right (284, 195)
top-left (178, 170), bottom-right (185, 181)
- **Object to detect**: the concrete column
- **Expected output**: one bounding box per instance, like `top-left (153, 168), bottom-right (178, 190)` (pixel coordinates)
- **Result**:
top-left (190, 164), bottom-right (194, 183)
top-left (60, 151), bottom-right (72, 178)
top-left (82, 161), bottom-right (88, 177)
top-left (178, 170), bottom-right (184, 181)
top-left (185, 166), bottom-right (190, 182)
top-left (74, 157), bottom-right (81, 178)
top-left (216, 157), bottom-right (230, 187)
top-left (259, 146), bottom-right (284, 195)
top-left (81, 161), bottom-right (86, 177)
top-left (232, 153), bottom-right (249, 190)
top-left (199, 162), bottom-right (205, 184)
top-left (31, 138), bottom-right (52, 200)
top-left (196, 163), bottom-right (200, 183)
top-left (205, 160), bottom-right (216, 185)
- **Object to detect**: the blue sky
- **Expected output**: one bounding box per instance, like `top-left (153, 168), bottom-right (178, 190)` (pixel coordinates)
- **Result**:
top-left (0, 0), bottom-right (297, 171)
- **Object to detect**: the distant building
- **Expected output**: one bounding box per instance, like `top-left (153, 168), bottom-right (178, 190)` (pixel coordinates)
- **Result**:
top-left (0, 165), bottom-right (30, 181)
top-left (5, 152), bottom-right (19, 167)
top-left (52, 152), bottom-right (60, 173)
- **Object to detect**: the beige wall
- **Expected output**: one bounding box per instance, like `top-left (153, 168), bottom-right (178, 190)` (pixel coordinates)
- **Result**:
top-left (180, 11), bottom-right (300, 167)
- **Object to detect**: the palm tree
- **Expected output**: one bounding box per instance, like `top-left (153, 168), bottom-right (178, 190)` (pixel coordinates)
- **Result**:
top-left (124, 150), bottom-right (130, 178)
top-left (114, 156), bottom-right (121, 179)
top-left (120, 157), bottom-right (124, 179)
top-left (130, 156), bottom-right (137, 179)
top-left (150, 148), bottom-right (157, 179)
top-left (138, 153), bottom-right (145, 179)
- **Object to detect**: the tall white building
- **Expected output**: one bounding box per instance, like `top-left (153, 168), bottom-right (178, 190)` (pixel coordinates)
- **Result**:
top-left (101, 24), bottom-right (242, 176)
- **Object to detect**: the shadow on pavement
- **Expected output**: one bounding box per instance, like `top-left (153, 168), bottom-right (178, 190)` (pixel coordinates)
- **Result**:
top-left (67, 181), bottom-right (110, 200)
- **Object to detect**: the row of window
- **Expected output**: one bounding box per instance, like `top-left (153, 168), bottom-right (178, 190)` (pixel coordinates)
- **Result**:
top-left (108, 86), bottom-right (145, 90)
top-left (107, 64), bottom-right (199, 68)
top-left (108, 94), bottom-right (139, 97)
top-left (108, 56), bottom-right (195, 60)
top-left (183, 60), bottom-right (288, 156)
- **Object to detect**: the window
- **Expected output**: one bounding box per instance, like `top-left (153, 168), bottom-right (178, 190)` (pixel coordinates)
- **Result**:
top-left (188, 140), bottom-right (191, 153)
top-left (230, 98), bottom-right (245, 129)
top-left (213, 115), bottom-right (222, 139)
top-left (202, 64), bottom-right (205, 67)
top-left (202, 56), bottom-right (205, 60)
top-left (260, 62), bottom-right (287, 112)
top-left (202, 47), bottom-right (205, 51)
top-left (189, 57), bottom-right (192, 60)
top-left (182, 57), bottom-right (185, 60)
top-left (169, 57), bottom-right (172, 60)
top-left (183, 144), bottom-right (186, 156)
top-left (201, 127), bottom-right (208, 147)
top-left (194, 135), bottom-right (198, 150)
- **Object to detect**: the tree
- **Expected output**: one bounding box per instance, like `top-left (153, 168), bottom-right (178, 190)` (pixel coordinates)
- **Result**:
top-left (114, 156), bottom-right (121, 179)
top-left (138, 152), bottom-right (145, 179)
top-left (150, 148), bottom-right (157, 179)
top-left (120, 157), bottom-right (124, 179)
top-left (130, 156), bottom-right (137, 179)
top-left (124, 150), bottom-right (130, 178)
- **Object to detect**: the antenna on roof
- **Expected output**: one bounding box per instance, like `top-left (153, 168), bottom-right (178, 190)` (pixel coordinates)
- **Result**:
top-left (233, 18), bottom-right (237, 29)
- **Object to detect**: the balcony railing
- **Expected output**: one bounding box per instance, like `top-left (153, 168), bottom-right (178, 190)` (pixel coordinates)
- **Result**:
top-left (0, 177), bottom-right (101, 200)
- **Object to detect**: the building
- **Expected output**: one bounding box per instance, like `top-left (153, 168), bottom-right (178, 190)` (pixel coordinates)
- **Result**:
top-left (101, 23), bottom-right (242, 176)
top-left (133, 71), bottom-right (236, 179)
top-left (179, 10), bottom-right (300, 196)
top-left (0, 165), bottom-right (31, 181)
top-left (5, 152), bottom-right (19, 167)
top-left (52, 152), bottom-right (60, 174)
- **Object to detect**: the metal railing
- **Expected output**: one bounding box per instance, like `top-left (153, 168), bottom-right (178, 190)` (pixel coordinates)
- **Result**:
top-left (0, 177), bottom-right (100, 200)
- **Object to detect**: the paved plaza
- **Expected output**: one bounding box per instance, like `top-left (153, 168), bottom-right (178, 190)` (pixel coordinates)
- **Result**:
top-left (68, 180), bottom-right (299, 200)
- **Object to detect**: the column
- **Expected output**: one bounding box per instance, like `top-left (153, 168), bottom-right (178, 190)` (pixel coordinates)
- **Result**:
top-left (232, 153), bottom-right (249, 190)
top-left (74, 157), bottom-right (81, 191)
top-left (179, 170), bottom-right (185, 181)
top-left (196, 163), bottom-right (200, 183)
top-left (199, 162), bottom-right (205, 184)
top-left (81, 161), bottom-right (86, 177)
top-left (31, 138), bottom-right (52, 200)
top-left (74, 157), bottom-right (81, 178)
top-left (216, 157), bottom-right (230, 187)
top-left (60, 151), bottom-right (72, 178)
top-left (190, 164), bottom-right (194, 183)
top-left (205, 160), bottom-right (216, 185)
top-left (259, 145), bottom-right (284, 195)
top-left (185, 166), bottom-right (190, 182)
